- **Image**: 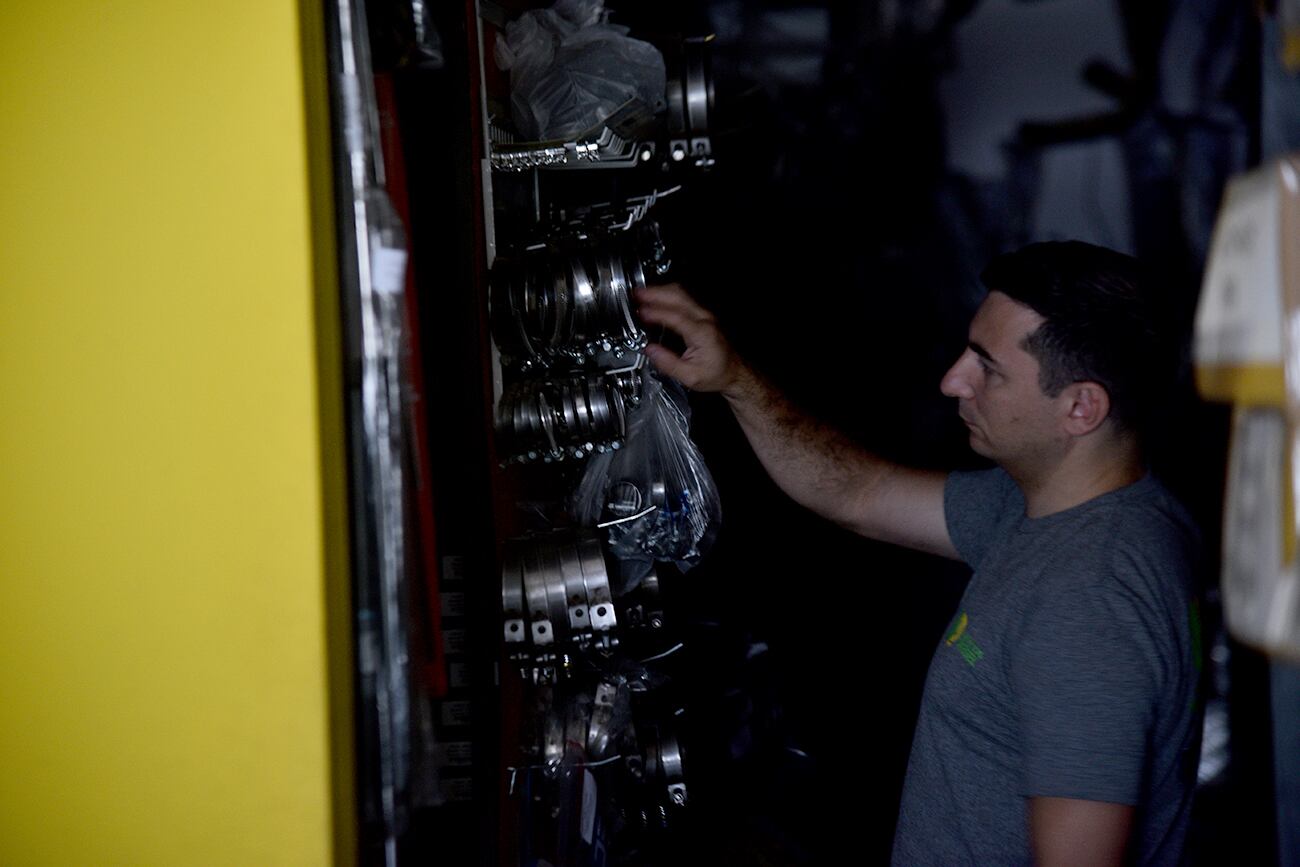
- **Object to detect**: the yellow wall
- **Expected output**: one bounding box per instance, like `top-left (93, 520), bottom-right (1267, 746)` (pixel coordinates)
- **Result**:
top-left (0, 2), bottom-right (353, 864)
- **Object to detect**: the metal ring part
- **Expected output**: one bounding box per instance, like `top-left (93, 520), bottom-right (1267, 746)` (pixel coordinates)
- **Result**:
top-left (573, 382), bottom-right (594, 440)
top-left (536, 539), bottom-right (571, 642)
top-left (502, 529), bottom-right (629, 680)
top-left (569, 253), bottom-right (598, 345)
top-left (502, 540), bottom-right (527, 645)
top-left (504, 256), bottom-right (539, 355)
top-left (684, 48), bottom-right (710, 137)
top-left (594, 251), bottom-right (625, 345)
top-left (577, 529), bottom-right (617, 633)
top-left (587, 682), bottom-right (618, 759)
top-left (660, 734), bottom-right (687, 806)
top-left (520, 258), bottom-right (546, 350)
top-left (522, 543), bottom-right (555, 647)
top-left (535, 390), bottom-right (558, 455)
top-left (648, 480), bottom-right (668, 509)
top-left (660, 735), bottom-right (684, 781)
top-left (666, 55), bottom-right (688, 137)
top-left (499, 261), bottom-right (538, 360)
top-left (557, 380), bottom-right (579, 437)
top-left (548, 259), bottom-right (571, 348)
top-left (608, 377), bottom-right (627, 436)
top-left (585, 376), bottom-right (608, 436)
top-left (558, 539), bottom-right (592, 633)
top-left (606, 245), bottom-right (641, 343)
top-left (488, 230), bottom-right (654, 367)
top-left (495, 371), bottom-right (633, 464)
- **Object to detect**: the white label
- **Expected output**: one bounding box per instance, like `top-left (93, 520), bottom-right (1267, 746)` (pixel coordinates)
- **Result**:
top-left (370, 244), bottom-right (408, 295)
top-left (440, 592), bottom-right (467, 619)
top-left (439, 700), bottom-right (472, 727)
top-left (443, 628), bottom-right (468, 656)
top-left (437, 741), bottom-right (473, 767)
top-left (441, 555), bottom-right (469, 583)
top-left (580, 769), bottom-right (597, 845)
top-left (439, 777), bottom-right (473, 802)
top-left (449, 662), bottom-right (471, 689)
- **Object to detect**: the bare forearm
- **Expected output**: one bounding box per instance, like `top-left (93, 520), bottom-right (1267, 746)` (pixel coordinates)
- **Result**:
top-left (636, 282), bottom-right (953, 556)
top-left (723, 364), bottom-right (899, 532)
top-left (1029, 798), bottom-right (1133, 867)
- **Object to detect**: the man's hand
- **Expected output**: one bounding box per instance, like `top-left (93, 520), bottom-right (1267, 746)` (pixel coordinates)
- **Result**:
top-left (635, 284), bottom-right (754, 399)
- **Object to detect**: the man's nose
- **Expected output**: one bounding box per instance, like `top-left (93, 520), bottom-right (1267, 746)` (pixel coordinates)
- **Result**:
top-left (940, 350), bottom-right (975, 399)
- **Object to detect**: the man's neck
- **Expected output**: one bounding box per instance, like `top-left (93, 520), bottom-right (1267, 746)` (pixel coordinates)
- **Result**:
top-left (1013, 442), bottom-right (1145, 519)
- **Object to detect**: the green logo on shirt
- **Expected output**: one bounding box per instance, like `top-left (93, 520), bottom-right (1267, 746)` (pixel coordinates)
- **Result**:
top-left (945, 612), bottom-right (985, 666)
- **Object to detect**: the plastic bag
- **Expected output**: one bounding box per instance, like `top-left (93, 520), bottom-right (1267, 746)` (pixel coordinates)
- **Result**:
top-left (574, 373), bottom-right (720, 590)
top-left (494, 0), bottom-right (666, 142)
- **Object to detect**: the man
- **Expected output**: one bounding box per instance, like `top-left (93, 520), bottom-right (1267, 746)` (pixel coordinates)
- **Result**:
top-left (635, 241), bottom-right (1201, 867)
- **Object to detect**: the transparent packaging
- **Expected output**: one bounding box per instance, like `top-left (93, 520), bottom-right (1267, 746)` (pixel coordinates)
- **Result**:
top-left (573, 373), bottom-right (720, 589)
top-left (493, 0), bottom-right (667, 142)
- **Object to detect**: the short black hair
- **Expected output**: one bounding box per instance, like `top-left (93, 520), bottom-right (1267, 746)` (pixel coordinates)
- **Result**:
top-left (981, 240), bottom-right (1175, 435)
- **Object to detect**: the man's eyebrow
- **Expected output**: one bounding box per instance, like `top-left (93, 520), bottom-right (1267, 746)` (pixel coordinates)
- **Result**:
top-left (969, 341), bottom-right (999, 368)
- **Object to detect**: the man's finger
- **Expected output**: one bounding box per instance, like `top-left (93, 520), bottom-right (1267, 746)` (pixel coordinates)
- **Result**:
top-left (643, 343), bottom-right (694, 385)
top-left (637, 297), bottom-right (717, 345)
top-left (635, 283), bottom-right (712, 321)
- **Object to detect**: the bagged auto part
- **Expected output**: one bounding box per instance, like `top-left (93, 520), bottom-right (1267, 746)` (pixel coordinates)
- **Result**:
top-left (573, 373), bottom-right (720, 588)
top-left (493, 0), bottom-right (666, 142)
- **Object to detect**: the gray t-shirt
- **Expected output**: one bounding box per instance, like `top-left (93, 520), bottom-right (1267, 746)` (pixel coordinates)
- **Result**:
top-left (891, 468), bottom-right (1202, 867)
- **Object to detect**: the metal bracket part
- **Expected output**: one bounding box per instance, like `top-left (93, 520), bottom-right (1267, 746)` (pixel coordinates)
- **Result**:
top-left (502, 529), bottom-right (621, 682)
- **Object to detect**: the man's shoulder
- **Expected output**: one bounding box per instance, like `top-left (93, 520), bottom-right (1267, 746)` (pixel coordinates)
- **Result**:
top-left (1037, 477), bottom-right (1200, 614)
top-left (1080, 476), bottom-right (1199, 567)
top-left (944, 466), bottom-right (1024, 566)
top-left (945, 466), bottom-right (1023, 517)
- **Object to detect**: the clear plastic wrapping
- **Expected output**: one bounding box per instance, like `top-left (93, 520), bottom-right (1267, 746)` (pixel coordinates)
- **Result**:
top-left (493, 0), bottom-right (667, 142)
top-left (573, 373), bottom-right (720, 588)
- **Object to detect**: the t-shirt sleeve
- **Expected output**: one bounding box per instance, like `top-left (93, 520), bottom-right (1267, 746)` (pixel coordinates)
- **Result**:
top-left (944, 468), bottom-right (1020, 567)
top-left (1009, 571), bottom-right (1164, 804)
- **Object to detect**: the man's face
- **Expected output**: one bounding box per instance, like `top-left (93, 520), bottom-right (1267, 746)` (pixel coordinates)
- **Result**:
top-left (940, 291), bottom-right (1068, 472)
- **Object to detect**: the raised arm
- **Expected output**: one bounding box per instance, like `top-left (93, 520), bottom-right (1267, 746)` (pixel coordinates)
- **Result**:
top-left (636, 284), bottom-right (958, 559)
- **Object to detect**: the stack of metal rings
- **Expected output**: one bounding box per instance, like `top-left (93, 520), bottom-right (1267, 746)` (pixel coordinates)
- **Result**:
top-left (529, 680), bottom-right (628, 772)
top-left (496, 374), bottom-right (627, 463)
top-left (489, 235), bottom-right (649, 366)
top-left (502, 529), bottom-right (618, 683)
top-left (641, 728), bottom-right (687, 809)
top-left (666, 36), bottom-right (715, 167)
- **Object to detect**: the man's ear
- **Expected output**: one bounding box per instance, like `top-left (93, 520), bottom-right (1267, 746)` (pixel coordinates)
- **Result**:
top-left (1061, 381), bottom-right (1111, 436)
